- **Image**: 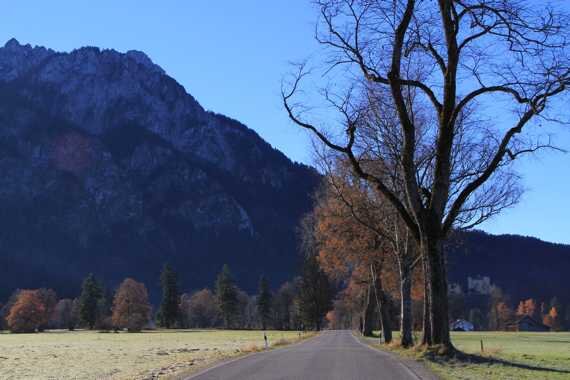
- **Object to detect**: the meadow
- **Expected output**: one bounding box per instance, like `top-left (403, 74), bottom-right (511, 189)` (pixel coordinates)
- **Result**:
top-left (0, 329), bottom-right (308, 380)
top-left (377, 331), bottom-right (570, 380)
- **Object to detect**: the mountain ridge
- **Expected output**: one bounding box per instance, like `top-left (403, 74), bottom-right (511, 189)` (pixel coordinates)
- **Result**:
top-left (0, 39), bottom-right (568, 308)
top-left (448, 230), bottom-right (570, 305)
top-left (0, 39), bottom-right (319, 302)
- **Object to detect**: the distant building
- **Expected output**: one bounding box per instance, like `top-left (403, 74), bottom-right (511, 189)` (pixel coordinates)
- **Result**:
top-left (467, 276), bottom-right (492, 295)
top-left (448, 283), bottom-right (463, 295)
top-left (506, 315), bottom-right (550, 332)
top-left (450, 319), bottom-right (474, 331)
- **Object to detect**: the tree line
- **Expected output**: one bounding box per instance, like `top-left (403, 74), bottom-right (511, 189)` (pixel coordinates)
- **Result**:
top-left (296, 156), bottom-right (570, 349)
top-left (454, 291), bottom-right (570, 332)
top-left (0, 260), bottom-right (334, 333)
top-left (282, 0), bottom-right (570, 353)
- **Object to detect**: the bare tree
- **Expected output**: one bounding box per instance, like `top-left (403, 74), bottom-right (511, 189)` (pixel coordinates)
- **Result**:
top-left (283, 0), bottom-right (570, 350)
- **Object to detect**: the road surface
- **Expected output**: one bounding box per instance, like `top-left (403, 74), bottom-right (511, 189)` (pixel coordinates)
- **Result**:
top-left (187, 330), bottom-right (431, 380)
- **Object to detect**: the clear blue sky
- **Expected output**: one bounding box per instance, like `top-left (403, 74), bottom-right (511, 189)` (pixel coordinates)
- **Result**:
top-left (2, 1), bottom-right (569, 244)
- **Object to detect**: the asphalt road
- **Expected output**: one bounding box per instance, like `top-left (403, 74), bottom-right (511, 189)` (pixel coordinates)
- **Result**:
top-left (187, 330), bottom-right (428, 380)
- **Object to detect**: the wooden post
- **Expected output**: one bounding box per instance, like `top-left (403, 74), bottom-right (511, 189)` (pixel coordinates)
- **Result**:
top-left (480, 339), bottom-right (484, 353)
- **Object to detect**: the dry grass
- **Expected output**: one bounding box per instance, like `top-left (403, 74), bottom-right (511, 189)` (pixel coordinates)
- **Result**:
top-left (272, 338), bottom-right (293, 347)
top-left (239, 342), bottom-right (262, 353)
top-left (0, 329), bottom-right (309, 380)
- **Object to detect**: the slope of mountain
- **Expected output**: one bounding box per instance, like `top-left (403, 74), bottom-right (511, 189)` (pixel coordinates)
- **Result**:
top-left (0, 39), bottom-right (568, 307)
top-left (447, 230), bottom-right (570, 304)
top-left (0, 39), bottom-right (319, 301)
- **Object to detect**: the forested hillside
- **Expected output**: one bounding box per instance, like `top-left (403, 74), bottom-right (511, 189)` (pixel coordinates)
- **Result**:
top-left (0, 39), bottom-right (319, 302)
top-left (447, 231), bottom-right (570, 304)
top-left (0, 40), bottom-right (568, 307)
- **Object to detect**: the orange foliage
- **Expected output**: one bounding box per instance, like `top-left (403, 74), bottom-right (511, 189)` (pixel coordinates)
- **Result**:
top-left (112, 278), bottom-right (152, 332)
top-left (312, 159), bottom-right (424, 337)
top-left (325, 310), bottom-right (337, 328)
top-left (516, 298), bottom-right (538, 319)
top-left (315, 197), bottom-right (376, 281)
top-left (6, 290), bottom-right (46, 333)
top-left (410, 265), bottom-right (425, 301)
top-left (312, 173), bottom-right (399, 294)
top-left (543, 306), bottom-right (560, 330)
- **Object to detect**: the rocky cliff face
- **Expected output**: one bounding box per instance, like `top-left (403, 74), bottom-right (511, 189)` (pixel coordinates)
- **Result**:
top-left (0, 39), bottom-right (319, 300)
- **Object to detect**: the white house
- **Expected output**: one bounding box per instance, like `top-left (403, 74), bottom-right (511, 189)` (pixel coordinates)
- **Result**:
top-left (450, 319), bottom-right (474, 331)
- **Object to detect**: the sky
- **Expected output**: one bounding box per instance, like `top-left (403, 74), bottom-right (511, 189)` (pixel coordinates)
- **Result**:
top-left (1, 1), bottom-right (569, 244)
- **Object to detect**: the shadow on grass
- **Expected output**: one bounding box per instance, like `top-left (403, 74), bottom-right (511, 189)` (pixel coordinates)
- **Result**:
top-left (424, 349), bottom-right (570, 375)
top-left (141, 329), bottom-right (217, 333)
top-left (532, 339), bottom-right (570, 344)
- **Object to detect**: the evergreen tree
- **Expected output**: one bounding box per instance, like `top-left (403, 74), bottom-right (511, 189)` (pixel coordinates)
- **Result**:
top-left (78, 274), bottom-right (102, 329)
top-left (215, 264), bottom-right (238, 329)
top-left (256, 275), bottom-right (272, 330)
top-left (298, 255), bottom-right (333, 331)
top-left (95, 286), bottom-right (113, 330)
top-left (158, 264), bottom-right (179, 328)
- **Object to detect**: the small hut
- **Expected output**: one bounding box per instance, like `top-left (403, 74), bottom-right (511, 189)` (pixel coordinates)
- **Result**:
top-left (450, 319), bottom-right (475, 331)
top-left (507, 315), bottom-right (550, 332)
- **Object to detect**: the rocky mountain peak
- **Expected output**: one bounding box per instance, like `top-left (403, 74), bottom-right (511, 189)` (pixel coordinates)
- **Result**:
top-left (0, 39), bottom-right (319, 299)
top-left (0, 38), bottom-right (55, 81)
top-left (126, 49), bottom-right (165, 75)
top-left (4, 37), bottom-right (22, 49)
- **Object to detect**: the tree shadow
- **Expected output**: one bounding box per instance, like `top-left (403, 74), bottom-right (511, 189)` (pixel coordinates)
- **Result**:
top-left (424, 350), bottom-right (570, 375)
top-left (535, 339), bottom-right (570, 344)
top-left (138, 329), bottom-right (217, 333)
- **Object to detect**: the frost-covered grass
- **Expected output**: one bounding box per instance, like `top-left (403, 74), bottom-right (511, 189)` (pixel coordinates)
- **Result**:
top-left (0, 329), bottom-right (309, 380)
top-left (373, 331), bottom-right (570, 380)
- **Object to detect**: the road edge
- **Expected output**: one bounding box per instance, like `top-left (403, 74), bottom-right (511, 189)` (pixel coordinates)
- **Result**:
top-left (183, 332), bottom-right (321, 380)
top-left (352, 332), bottom-right (440, 380)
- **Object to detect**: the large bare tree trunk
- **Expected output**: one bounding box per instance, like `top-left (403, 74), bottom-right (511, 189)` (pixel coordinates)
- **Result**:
top-left (421, 253), bottom-right (432, 346)
top-left (424, 236), bottom-right (453, 350)
top-left (399, 258), bottom-right (413, 347)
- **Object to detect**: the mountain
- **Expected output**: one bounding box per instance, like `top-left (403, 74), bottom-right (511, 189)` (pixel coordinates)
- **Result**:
top-left (447, 230), bottom-right (570, 305)
top-left (0, 39), bottom-right (568, 307)
top-left (0, 39), bottom-right (319, 302)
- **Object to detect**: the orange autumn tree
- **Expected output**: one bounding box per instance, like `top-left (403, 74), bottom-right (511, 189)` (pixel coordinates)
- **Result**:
top-left (325, 310), bottom-right (338, 329)
top-left (325, 273), bottom-right (371, 331)
top-left (516, 299), bottom-right (539, 320)
top-left (313, 167), bottom-right (402, 343)
top-left (543, 307), bottom-right (561, 331)
top-left (112, 278), bottom-right (152, 332)
top-left (313, 157), bottom-right (421, 347)
top-left (6, 290), bottom-right (46, 333)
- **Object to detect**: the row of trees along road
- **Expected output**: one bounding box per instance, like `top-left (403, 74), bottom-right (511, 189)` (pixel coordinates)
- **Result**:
top-left (0, 261), bottom-right (335, 332)
top-left (283, 0), bottom-right (570, 352)
top-left (213, 263), bottom-right (333, 331)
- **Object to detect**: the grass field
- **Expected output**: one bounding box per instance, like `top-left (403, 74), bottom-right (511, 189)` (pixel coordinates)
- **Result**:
top-left (0, 329), bottom-right (309, 380)
top-left (376, 331), bottom-right (570, 379)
